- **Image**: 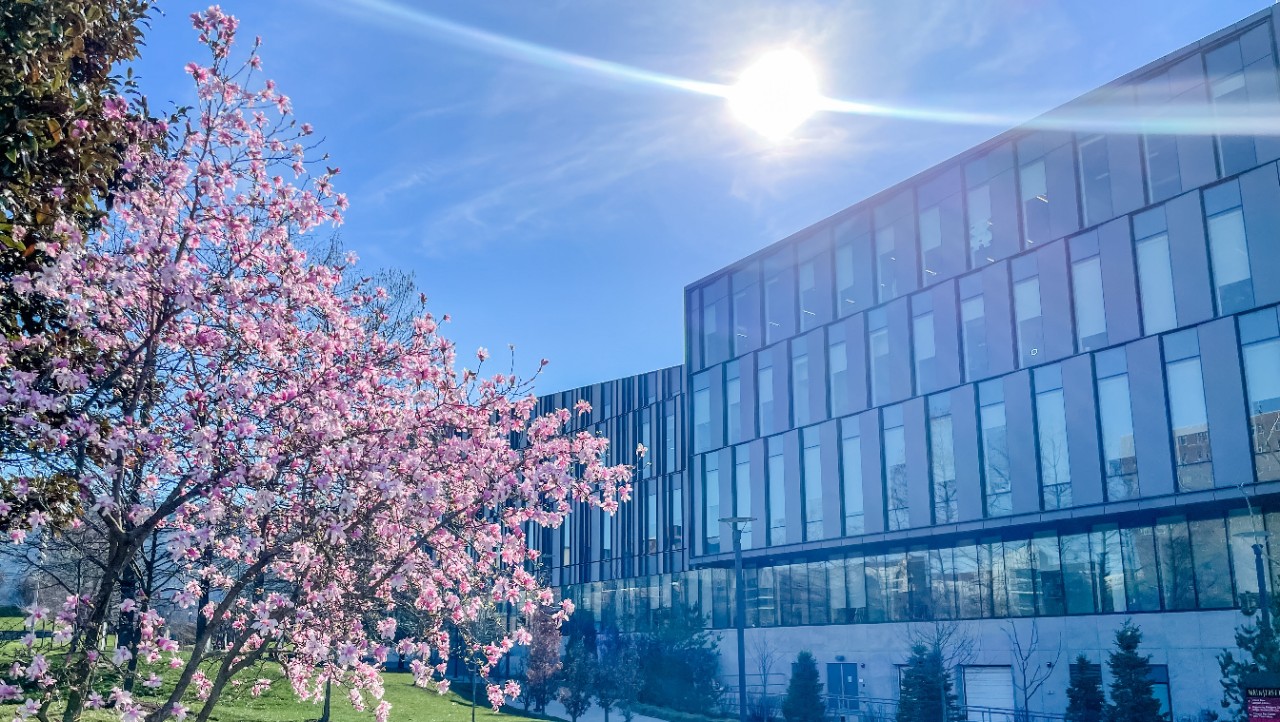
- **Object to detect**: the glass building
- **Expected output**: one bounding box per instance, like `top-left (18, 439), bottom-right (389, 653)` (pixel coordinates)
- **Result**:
top-left (530, 8), bottom-right (1280, 719)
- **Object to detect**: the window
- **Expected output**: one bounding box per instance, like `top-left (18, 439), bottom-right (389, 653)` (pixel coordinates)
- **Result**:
top-left (1164, 331), bottom-right (1212, 491)
top-left (961, 291), bottom-right (988, 381)
top-left (1207, 34), bottom-right (1267, 175)
top-left (1033, 533), bottom-right (1065, 616)
top-left (1091, 525), bottom-right (1126, 613)
top-left (732, 266), bottom-right (761, 356)
top-left (834, 214), bottom-right (870, 316)
top-left (919, 205), bottom-right (942, 279)
top-left (875, 220), bottom-right (898, 303)
top-left (802, 428), bottom-right (824, 541)
top-left (1061, 533), bottom-right (1094, 614)
top-left (1120, 526), bottom-right (1161, 611)
top-left (646, 482), bottom-right (658, 554)
top-left (869, 312), bottom-right (891, 406)
top-left (734, 446), bottom-right (752, 549)
top-left (758, 357), bottom-right (775, 436)
top-left (1156, 516), bottom-right (1195, 610)
top-left (702, 455), bottom-right (720, 555)
top-left (979, 381), bottom-right (1011, 517)
top-left (1019, 158), bottom-right (1048, 245)
top-left (791, 339), bottom-right (811, 427)
top-left (928, 395), bottom-right (958, 524)
top-left (967, 183), bottom-right (994, 266)
top-left (883, 405), bottom-right (909, 530)
top-left (1014, 274), bottom-right (1043, 367)
top-left (1141, 66), bottom-right (1186, 202)
top-left (797, 234), bottom-right (830, 331)
top-left (763, 251), bottom-right (795, 344)
top-left (726, 360), bottom-right (742, 445)
top-left (1035, 365), bottom-right (1072, 510)
top-left (828, 326), bottom-right (851, 417)
top-left (1148, 666), bottom-right (1171, 721)
top-left (1190, 517), bottom-right (1232, 608)
top-left (692, 373), bottom-right (712, 453)
top-left (701, 280), bottom-right (730, 366)
top-left (840, 419), bottom-right (865, 535)
top-left (601, 508), bottom-right (613, 561)
top-left (913, 297), bottom-right (936, 394)
top-left (639, 413), bottom-right (652, 478)
top-left (1078, 133), bottom-right (1112, 226)
top-left (1070, 231), bottom-right (1107, 351)
top-left (1095, 349), bottom-right (1138, 500)
top-left (767, 437), bottom-right (786, 546)
top-left (1133, 206), bottom-right (1177, 334)
top-left (664, 406), bottom-right (677, 474)
top-left (1241, 307), bottom-right (1280, 481)
top-left (670, 482), bottom-right (683, 550)
top-left (1205, 180), bottom-right (1254, 314)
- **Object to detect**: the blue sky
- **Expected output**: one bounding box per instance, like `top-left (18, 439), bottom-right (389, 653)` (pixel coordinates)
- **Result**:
top-left (133, 0), bottom-right (1269, 394)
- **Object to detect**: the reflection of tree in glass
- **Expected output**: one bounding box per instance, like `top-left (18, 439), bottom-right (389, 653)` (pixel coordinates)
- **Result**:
top-left (931, 416), bottom-right (959, 523)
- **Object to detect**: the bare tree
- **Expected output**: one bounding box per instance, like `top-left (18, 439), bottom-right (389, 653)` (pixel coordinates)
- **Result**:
top-left (1004, 619), bottom-right (1062, 722)
top-left (749, 636), bottom-right (782, 722)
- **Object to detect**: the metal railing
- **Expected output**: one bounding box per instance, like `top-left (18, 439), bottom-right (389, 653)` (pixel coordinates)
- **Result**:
top-left (824, 696), bottom-right (1066, 722)
top-left (722, 693), bottom-right (1066, 722)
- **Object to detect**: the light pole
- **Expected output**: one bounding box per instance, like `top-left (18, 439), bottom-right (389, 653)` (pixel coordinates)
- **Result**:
top-left (721, 516), bottom-right (755, 722)
top-left (1237, 529), bottom-right (1272, 630)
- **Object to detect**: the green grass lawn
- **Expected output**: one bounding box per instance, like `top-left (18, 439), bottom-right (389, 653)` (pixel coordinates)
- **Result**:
top-left (69, 672), bottom-right (554, 722)
top-left (0, 612), bottom-right (549, 722)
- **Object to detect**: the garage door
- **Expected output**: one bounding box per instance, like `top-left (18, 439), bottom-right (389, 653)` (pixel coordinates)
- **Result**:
top-left (962, 666), bottom-right (1013, 722)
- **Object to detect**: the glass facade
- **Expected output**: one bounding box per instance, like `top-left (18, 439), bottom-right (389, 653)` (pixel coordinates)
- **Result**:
top-left (535, 25), bottom-right (1280, 712)
top-left (562, 506), bottom-right (1267, 632)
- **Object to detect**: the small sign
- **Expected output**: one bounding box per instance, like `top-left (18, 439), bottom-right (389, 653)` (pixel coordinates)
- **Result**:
top-left (1245, 673), bottom-right (1280, 722)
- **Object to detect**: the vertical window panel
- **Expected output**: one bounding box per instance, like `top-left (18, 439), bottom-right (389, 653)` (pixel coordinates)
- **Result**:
top-left (1035, 365), bottom-right (1073, 510)
top-left (1072, 255), bottom-right (1107, 351)
top-left (1014, 276), bottom-right (1044, 367)
top-left (802, 427), bottom-right (824, 541)
top-left (734, 446), bottom-right (752, 549)
top-left (928, 395), bottom-right (958, 524)
top-left (1096, 350), bottom-right (1140, 501)
top-left (1164, 332), bottom-right (1213, 491)
top-left (979, 382), bottom-right (1012, 517)
top-left (1205, 181), bottom-right (1254, 314)
top-left (703, 455), bottom-right (721, 555)
top-left (961, 294), bottom-right (988, 381)
top-left (840, 419), bottom-right (865, 536)
top-left (1242, 308), bottom-right (1280, 481)
top-left (767, 437), bottom-right (786, 546)
top-left (883, 406), bottom-right (909, 531)
top-left (1134, 207), bottom-right (1177, 334)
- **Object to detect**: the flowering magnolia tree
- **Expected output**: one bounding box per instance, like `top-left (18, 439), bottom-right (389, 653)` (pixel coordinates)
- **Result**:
top-left (0, 8), bottom-right (631, 722)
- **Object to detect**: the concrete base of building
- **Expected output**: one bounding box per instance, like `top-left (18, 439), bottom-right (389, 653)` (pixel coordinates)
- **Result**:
top-left (718, 611), bottom-right (1246, 721)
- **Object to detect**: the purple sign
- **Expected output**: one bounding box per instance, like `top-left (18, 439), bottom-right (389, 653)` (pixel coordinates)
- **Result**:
top-left (1247, 687), bottom-right (1280, 722)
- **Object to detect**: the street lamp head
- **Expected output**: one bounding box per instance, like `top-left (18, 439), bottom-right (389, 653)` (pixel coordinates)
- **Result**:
top-left (719, 516), bottom-right (756, 530)
top-left (1235, 530), bottom-right (1272, 541)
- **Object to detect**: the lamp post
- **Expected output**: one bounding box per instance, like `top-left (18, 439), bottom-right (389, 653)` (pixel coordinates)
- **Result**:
top-left (721, 516), bottom-right (755, 722)
top-left (1237, 529), bottom-right (1272, 630)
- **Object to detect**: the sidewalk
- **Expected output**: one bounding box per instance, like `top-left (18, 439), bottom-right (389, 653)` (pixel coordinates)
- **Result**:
top-left (540, 700), bottom-right (669, 722)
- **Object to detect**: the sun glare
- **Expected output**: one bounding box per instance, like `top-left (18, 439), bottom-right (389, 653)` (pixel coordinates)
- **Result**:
top-left (728, 49), bottom-right (821, 140)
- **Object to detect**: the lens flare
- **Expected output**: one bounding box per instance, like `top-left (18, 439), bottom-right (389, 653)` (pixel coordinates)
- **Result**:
top-left (728, 50), bottom-right (821, 140)
top-left (333, 0), bottom-right (1280, 139)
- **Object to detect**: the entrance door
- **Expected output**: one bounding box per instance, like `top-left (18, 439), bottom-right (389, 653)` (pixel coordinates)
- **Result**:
top-left (962, 666), bottom-right (1014, 722)
top-left (826, 663), bottom-right (860, 714)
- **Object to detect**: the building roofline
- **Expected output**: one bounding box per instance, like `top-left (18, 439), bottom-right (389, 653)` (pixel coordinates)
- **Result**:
top-left (682, 5), bottom-right (1277, 292)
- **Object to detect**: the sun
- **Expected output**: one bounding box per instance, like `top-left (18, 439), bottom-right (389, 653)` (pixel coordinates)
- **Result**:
top-left (728, 49), bottom-right (821, 140)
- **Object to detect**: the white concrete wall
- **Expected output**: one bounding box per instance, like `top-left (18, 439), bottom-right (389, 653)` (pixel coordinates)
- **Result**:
top-left (717, 611), bottom-right (1245, 721)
